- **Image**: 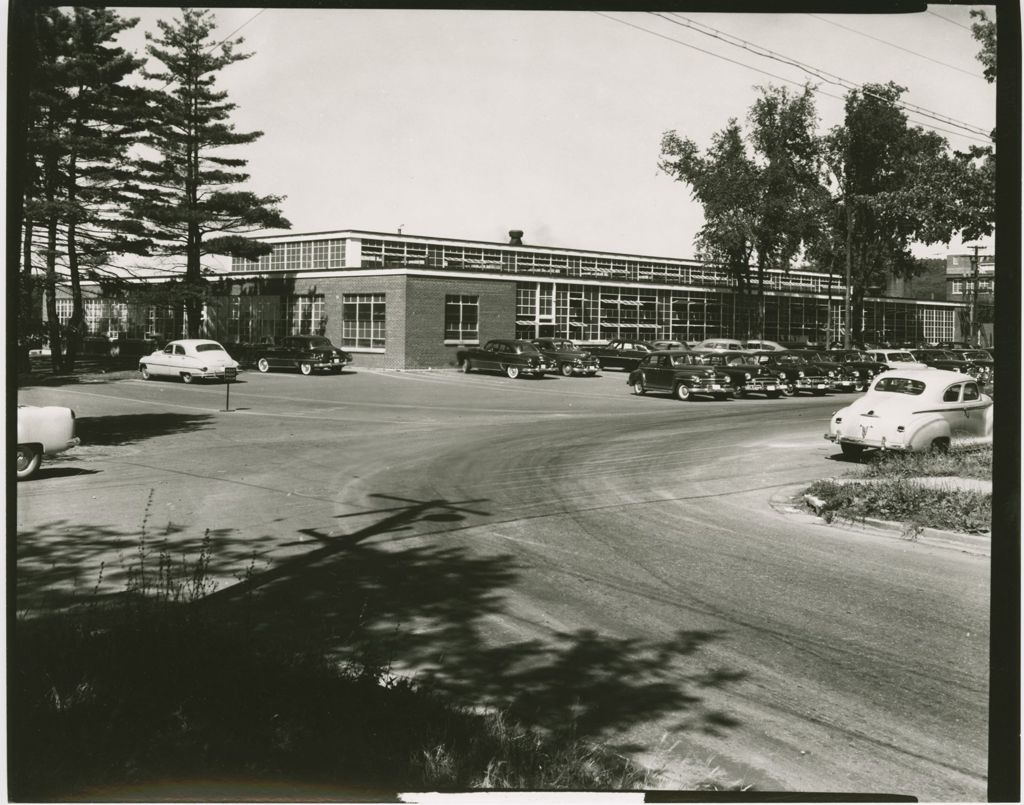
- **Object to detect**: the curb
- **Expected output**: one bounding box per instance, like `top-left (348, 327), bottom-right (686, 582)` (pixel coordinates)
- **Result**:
top-left (800, 493), bottom-right (990, 557)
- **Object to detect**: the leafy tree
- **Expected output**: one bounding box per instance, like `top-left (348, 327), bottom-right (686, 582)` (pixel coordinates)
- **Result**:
top-left (136, 8), bottom-right (289, 337)
top-left (817, 83), bottom-right (966, 345)
top-left (18, 6), bottom-right (152, 372)
top-left (660, 85), bottom-right (823, 338)
top-left (970, 9), bottom-right (996, 83)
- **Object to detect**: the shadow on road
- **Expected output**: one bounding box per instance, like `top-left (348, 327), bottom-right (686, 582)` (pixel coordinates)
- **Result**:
top-left (75, 412), bottom-right (215, 446)
top-left (15, 490), bottom-right (747, 785)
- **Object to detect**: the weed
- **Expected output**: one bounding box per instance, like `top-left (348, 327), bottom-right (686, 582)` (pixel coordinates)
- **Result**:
top-left (807, 479), bottom-right (991, 534)
top-left (861, 444), bottom-right (992, 481)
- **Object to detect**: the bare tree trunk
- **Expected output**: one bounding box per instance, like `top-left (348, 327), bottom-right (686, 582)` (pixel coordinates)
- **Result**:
top-left (44, 215), bottom-right (63, 373)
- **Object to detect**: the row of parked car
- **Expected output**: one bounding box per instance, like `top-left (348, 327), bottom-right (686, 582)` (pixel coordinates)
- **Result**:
top-left (455, 337), bottom-right (995, 402)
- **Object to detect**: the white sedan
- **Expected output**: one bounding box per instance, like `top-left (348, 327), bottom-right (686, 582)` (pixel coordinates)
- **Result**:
top-left (17, 404), bottom-right (80, 480)
top-left (825, 369), bottom-right (993, 459)
top-left (139, 339), bottom-right (240, 383)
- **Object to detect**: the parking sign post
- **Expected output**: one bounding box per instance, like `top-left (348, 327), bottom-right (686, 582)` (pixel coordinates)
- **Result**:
top-left (222, 367), bottom-right (237, 411)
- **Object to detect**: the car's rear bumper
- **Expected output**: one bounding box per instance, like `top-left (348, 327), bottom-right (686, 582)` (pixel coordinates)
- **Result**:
top-left (824, 433), bottom-right (910, 451)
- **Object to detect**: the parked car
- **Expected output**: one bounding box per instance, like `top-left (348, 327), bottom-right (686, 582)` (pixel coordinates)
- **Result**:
top-left (652, 340), bottom-right (690, 351)
top-left (531, 338), bottom-right (600, 377)
top-left (17, 404), bottom-right (80, 480)
top-left (139, 339), bottom-right (240, 383)
top-left (458, 339), bottom-right (551, 378)
top-left (750, 351), bottom-right (830, 396)
top-left (586, 340), bottom-right (655, 371)
top-left (789, 350), bottom-right (860, 393)
top-left (948, 349), bottom-right (995, 386)
top-left (743, 339), bottom-right (786, 352)
top-left (694, 351), bottom-right (783, 398)
top-left (825, 350), bottom-right (889, 392)
top-left (251, 335), bottom-right (352, 375)
top-left (913, 348), bottom-right (991, 386)
top-left (865, 349), bottom-right (930, 371)
top-left (825, 369), bottom-right (993, 458)
top-left (693, 338), bottom-right (745, 352)
top-left (627, 351), bottom-right (734, 401)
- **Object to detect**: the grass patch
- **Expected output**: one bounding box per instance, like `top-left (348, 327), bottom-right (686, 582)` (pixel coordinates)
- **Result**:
top-left (806, 478), bottom-right (991, 534)
top-left (859, 444), bottom-right (992, 481)
top-left (11, 533), bottom-right (667, 799)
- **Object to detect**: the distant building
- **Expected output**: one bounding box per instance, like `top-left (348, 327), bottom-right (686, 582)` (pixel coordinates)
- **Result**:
top-left (946, 253), bottom-right (995, 347)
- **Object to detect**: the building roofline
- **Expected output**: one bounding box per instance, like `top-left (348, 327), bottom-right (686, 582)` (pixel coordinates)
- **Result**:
top-left (249, 228), bottom-right (706, 266)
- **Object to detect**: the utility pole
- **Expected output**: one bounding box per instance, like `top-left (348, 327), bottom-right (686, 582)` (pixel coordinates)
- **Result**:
top-left (966, 243), bottom-right (986, 347)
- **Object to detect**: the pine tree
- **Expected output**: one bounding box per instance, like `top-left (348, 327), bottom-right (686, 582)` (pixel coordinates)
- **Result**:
top-left (137, 8), bottom-right (289, 337)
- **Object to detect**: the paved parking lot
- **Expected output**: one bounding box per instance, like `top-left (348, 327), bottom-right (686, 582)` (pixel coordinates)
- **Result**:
top-left (15, 366), bottom-right (989, 799)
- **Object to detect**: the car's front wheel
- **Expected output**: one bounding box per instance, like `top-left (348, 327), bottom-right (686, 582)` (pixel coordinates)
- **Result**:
top-left (853, 379), bottom-right (867, 392)
top-left (561, 363), bottom-right (574, 377)
top-left (632, 380), bottom-right (646, 395)
top-left (460, 358), bottom-right (472, 373)
top-left (181, 372), bottom-right (193, 384)
top-left (140, 365), bottom-right (151, 381)
top-left (505, 365), bottom-right (520, 379)
top-left (256, 358), bottom-right (271, 373)
top-left (299, 362), bottom-right (314, 376)
top-left (674, 383), bottom-right (691, 401)
top-left (780, 382), bottom-right (796, 397)
top-left (16, 444), bottom-right (42, 481)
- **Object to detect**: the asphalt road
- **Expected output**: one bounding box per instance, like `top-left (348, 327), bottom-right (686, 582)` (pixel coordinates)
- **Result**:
top-left (15, 367), bottom-right (989, 799)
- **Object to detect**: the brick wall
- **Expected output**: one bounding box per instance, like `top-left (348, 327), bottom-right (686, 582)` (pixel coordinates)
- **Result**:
top-left (405, 275), bottom-right (516, 368)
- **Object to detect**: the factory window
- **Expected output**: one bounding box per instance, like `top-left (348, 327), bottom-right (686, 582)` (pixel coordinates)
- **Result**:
top-left (444, 295), bottom-right (479, 342)
top-left (343, 293), bottom-right (386, 349)
top-left (289, 294), bottom-right (325, 335)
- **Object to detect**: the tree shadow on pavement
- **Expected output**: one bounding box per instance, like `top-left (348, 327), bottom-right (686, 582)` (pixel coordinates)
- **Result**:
top-left (74, 412), bottom-right (215, 446)
top-left (15, 491), bottom-right (748, 783)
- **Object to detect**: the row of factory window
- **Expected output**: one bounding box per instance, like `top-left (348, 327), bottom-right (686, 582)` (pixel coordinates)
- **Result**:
top-left (231, 236), bottom-right (850, 295)
top-left (54, 284), bottom-right (956, 351)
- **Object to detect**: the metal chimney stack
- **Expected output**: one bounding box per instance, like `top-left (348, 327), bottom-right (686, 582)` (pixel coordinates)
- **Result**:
top-left (508, 230), bottom-right (524, 246)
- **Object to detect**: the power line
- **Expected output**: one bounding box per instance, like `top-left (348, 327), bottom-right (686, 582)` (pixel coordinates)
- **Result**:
top-left (654, 12), bottom-right (991, 139)
top-left (593, 12), bottom-right (992, 147)
top-left (926, 8), bottom-right (974, 32)
top-left (806, 13), bottom-right (984, 80)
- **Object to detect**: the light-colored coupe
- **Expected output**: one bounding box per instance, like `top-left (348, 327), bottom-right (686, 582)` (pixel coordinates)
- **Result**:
top-left (139, 339), bottom-right (240, 383)
top-left (17, 404), bottom-right (80, 480)
top-left (825, 369), bottom-right (993, 458)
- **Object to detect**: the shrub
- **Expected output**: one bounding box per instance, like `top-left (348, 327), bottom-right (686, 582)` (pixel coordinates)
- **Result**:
top-left (860, 445), bottom-right (992, 481)
top-left (807, 479), bottom-right (991, 534)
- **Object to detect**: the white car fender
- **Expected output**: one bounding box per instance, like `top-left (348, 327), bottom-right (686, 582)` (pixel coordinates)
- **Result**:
top-left (901, 410), bottom-right (953, 451)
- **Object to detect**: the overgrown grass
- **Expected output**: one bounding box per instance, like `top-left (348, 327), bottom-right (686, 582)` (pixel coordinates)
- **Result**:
top-left (859, 444), bottom-right (992, 481)
top-left (12, 532), bottom-right (667, 799)
top-left (806, 478), bottom-right (991, 534)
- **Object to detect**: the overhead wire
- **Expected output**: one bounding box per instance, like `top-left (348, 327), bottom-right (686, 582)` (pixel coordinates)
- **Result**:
top-left (806, 13), bottom-right (985, 80)
top-left (654, 12), bottom-right (991, 139)
top-left (926, 8), bottom-right (974, 32)
top-left (593, 13), bottom-right (991, 146)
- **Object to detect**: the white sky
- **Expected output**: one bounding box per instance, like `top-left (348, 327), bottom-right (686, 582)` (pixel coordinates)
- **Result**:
top-left (112, 6), bottom-right (997, 265)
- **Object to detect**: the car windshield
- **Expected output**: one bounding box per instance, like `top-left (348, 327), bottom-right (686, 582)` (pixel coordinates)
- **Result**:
top-left (551, 340), bottom-right (579, 351)
top-left (775, 354), bottom-right (806, 365)
top-left (307, 337), bottom-right (333, 348)
top-left (886, 352), bottom-right (917, 361)
top-left (874, 377), bottom-right (926, 395)
top-left (672, 355), bottom-right (697, 367)
top-left (962, 351), bottom-right (989, 360)
top-left (195, 343), bottom-right (226, 352)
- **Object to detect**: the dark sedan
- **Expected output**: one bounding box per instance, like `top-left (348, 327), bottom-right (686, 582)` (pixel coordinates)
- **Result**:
top-left (253, 335), bottom-right (352, 375)
top-left (457, 339), bottom-right (551, 379)
top-left (587, 340), bottom-right (655, 371)
top-left (825, 350), bottom-right (888, 392)
top-left (914, 349), bottom-right (991, 386)
top-left (694, 351), bottom-right (783, 398)
top-left (531, 338), bottom-right (600, 377)
top-left (627, 351), bottom-right (734, 401)
top-left (791, 350), bottom-right (861, 393)
top-left (752, 351), bottom-right (830, 396)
